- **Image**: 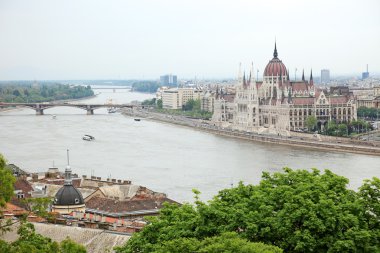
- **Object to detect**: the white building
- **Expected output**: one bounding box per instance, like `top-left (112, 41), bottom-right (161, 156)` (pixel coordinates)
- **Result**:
top-left (162, 88), bottom-right (202, 109)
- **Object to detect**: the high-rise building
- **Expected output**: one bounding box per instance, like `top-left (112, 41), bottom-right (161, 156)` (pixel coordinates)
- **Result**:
top-left (321, 69), bottom-right (330, 83)
top-left (160, 74), bottom-right (177, 86)
top-left (362, 64), bottom-right (369, 80)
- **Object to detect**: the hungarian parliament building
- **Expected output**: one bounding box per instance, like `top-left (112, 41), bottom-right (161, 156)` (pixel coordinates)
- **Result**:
top-left (211, 43), bottom-right (357, 135)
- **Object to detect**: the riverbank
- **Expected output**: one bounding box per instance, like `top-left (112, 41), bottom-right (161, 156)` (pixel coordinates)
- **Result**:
top-left (123, 109), bottom-right (380, 156)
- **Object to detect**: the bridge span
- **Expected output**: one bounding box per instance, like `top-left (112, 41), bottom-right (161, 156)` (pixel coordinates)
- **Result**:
top-left (0, 102), bottom-right (137, 115)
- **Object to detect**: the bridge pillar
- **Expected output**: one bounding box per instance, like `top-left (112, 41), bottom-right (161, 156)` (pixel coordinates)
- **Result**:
top-left (86, 109), bottom-right (94, 115)
top-left (36, 109), bottom-right (44, 115)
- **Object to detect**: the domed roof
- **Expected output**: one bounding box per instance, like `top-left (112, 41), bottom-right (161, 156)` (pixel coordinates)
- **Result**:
top-left (264, 42), bottom-right (288, 77)
top-left (54, 185), bottom-right (84, 206)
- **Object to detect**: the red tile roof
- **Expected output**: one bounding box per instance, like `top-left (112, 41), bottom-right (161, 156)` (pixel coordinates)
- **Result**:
top-left (292, 97), bottom-right (315, 105)
top-left (329, 96), bottom-right (349, 104)
top-left (14, 178), bottom-right (34, 197)
top-left (85, 196), bottom-right (178, 214)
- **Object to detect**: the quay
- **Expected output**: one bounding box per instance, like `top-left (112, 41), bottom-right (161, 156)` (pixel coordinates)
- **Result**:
top-left (123, 109), bottom-right (380, 156)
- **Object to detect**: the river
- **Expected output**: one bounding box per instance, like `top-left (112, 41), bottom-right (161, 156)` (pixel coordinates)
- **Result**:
top-left (0, 87), bottom-right (379, 202)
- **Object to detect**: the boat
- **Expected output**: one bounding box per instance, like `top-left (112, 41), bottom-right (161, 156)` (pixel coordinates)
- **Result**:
top-left (52, 115), bottom-right (56, 119)
top-left (134, 118), bottom-right (141, 121)
top-left (108, 108), bottom-right (117, 113)
top-left (82, 135), bottom-right (95, 141)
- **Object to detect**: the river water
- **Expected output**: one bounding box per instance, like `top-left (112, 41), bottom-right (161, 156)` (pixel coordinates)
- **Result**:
top-left (0, 87), bottom-right (379, 202)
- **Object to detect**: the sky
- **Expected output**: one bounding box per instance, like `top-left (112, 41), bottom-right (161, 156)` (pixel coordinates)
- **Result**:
top-left (0, 0), bottom-right (379, 80)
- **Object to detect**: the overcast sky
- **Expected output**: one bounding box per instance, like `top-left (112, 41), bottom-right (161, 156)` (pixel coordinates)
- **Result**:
top-left (0, 0), bottom-right (379, 80)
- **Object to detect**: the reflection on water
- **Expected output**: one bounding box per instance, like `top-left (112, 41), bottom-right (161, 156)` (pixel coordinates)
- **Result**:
top-left (0, 88), bottom-right (379, 202)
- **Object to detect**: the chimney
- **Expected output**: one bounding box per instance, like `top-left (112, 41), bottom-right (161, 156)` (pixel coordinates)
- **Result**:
top-left (32, 173), bottom-right (38, 182)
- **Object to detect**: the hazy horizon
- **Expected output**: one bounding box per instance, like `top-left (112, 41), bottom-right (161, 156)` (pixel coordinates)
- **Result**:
top-left (1, 0), bottom-right (379, 80)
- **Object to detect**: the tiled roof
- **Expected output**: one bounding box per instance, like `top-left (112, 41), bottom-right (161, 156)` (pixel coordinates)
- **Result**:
top-left (292, 97), bottom-right (315, 105)
top-left (39, 178), bottom-right (81, 188)
top-left (85, 196), bottom-right (178, 214)
top-left (329, 96), bottom-right (349, 104)
top-left (14, 178), bottom-right (34, 197)
top-left (221, 94), bottom-right (235, 103)
top-left (0, 202), bottom-right (28, 216)
top-left (292, 81), bottom-right (309, 91)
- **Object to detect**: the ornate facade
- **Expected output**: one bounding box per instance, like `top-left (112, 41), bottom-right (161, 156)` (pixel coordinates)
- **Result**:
top-left (212, 43), bottom-right (357, 134)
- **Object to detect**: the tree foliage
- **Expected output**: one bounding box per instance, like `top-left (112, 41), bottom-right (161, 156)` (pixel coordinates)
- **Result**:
top-left (0, 82), bottom-right (94, 103)
top-left (358, 106), bottom-right (380, 120)
top-left (305, 116), bottom-right (317, 131)
top-left (0, 154), bottom-right (15, 208)
top-left (131, 81), bottom-right (160, 93)
top-left (0, 223), bottom-right (86, 253)
top-left (116, 168), bottom-right (380, 253)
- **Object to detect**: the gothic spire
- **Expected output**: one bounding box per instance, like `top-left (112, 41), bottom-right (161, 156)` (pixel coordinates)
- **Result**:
top-left (310, 69), bottom-right (313, 81)
top-left (273, 40), bottom-right (278, 58)
top-left (238, 62), bottom-right (242, 82)
top-left (302, 69), bottom-right (305, 81)
top-left (250, 62), bottom-right (254, 83)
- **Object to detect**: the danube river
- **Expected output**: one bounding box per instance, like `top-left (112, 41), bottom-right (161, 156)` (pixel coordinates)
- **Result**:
top-left (1, 87), bottom-right (379, 202)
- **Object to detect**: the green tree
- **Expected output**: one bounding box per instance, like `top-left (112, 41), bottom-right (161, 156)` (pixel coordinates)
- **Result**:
top-left (152, 232), bottom-right (282, 253)
top-left (0, 223), bottom-right (86, 253)
top-left (157, 99), bottom-right (163, 109)
top-left (0, 154), bottom-right (15, 208)
top-left (60, 237), bottom-right (87, 253)
top-left (305, 116), bottom-right (317, 131)
top-left (183, 99), bottom-right (196, 111)
top-left (116, 168), bottom-right (380, 253)
top-left (337, 123), bottom-right (348, 136)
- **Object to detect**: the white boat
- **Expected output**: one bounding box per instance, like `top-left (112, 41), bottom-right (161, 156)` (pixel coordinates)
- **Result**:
top-left (108, 108), bottom-right (117, 113)
top-left (82, 135), bottom-right (95, 141)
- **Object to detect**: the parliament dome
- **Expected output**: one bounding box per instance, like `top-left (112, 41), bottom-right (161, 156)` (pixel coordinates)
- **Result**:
top-left (264, 42), bottom-right (288, 77)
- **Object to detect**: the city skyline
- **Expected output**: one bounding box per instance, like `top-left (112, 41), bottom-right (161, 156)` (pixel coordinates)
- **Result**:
top-left (0, 0), bottom-right (379, 80)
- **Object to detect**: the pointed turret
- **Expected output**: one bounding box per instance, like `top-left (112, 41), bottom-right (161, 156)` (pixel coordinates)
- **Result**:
top-left (64, 149), bottom-right (72, 186)
top-left (238, 62), bottom-right (242, 83)
top-left (309, 69), bottom-right (314, 86)
top-left (273, 41), bottom-right (278, 58)
top-left (250, 62), bottom-right (255, 83)
top-left (243, 71), bottom-right (246, 88)
top-left (302, 69), bottom-right (305, 81)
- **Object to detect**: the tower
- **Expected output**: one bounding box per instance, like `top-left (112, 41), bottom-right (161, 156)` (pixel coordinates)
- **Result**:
top-left (52, 149), bottom-right (85, 215)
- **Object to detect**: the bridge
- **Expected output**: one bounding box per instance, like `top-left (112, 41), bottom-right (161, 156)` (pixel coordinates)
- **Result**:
top-left (0, 102), bottom-right (137, 115)
top-left (90, 86), bottom-right (131, 90)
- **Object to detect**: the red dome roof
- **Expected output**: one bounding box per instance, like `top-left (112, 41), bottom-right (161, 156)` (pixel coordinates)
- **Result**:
top-left (264, 43), bottom-right (288, 77)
